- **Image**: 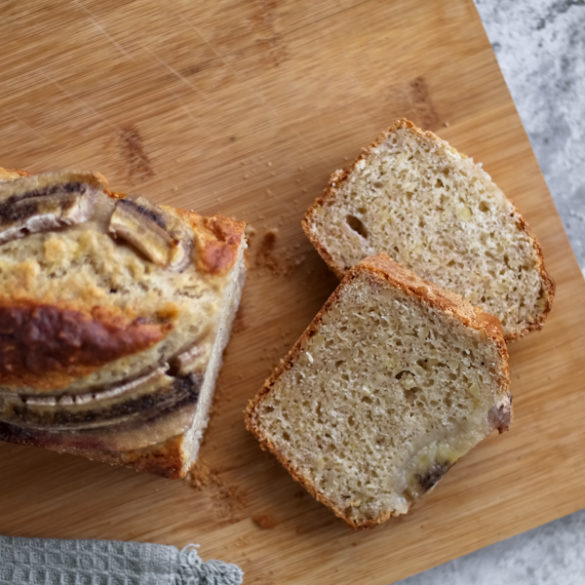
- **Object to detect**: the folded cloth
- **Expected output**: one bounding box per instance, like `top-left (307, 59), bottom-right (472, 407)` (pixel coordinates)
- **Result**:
top-left (0, 536), bottom-right (243, 585)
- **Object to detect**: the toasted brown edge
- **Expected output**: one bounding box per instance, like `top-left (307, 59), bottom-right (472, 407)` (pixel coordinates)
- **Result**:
top-left (245, 253), bottom-right (510, 529)
top-left (0, 419), bottom-right (187, 478)
top-left (503, 213), bottom-right (555, 341)
top-left (175, 209), bottom-right (247, 276)
top-left (0, 298), bottom-right (173, 391)
top-left (89, 435), bottom-right (186, 478)
top-left (0, 167), bottom-right (247, 479)
top-left (301, 118), bottom-right (555, 340)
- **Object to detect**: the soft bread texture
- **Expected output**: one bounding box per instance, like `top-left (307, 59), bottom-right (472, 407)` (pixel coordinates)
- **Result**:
top-left (0, 168), bottom-right (246, 478)
top-left (303, 119), bottom-right (554, 341)
top-left (246, 254), bottom-right (510, 528)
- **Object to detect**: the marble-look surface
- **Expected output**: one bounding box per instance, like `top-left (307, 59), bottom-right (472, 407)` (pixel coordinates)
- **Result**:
top-left (396, 1), bottom-right (585, 584)
top-left (476, 0), bottom-right (585, 272)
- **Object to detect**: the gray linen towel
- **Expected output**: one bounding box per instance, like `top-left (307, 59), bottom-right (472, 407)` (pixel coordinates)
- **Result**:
top-left (0, 536), bottom-right (243, 585)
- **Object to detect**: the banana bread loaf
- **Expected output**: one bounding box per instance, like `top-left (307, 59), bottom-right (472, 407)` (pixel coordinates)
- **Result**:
top-left (0, 168), bottom-right (246, 478)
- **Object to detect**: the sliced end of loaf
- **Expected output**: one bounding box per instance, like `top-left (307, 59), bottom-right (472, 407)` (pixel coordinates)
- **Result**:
top-left (0, 167), bottom-right (248, 478)
top-left (182, 236), bottom-right (247, 475)
top-left (246, 254), bottom-right (510, 528)
top-left (302, 119), bottom-right (555, 340)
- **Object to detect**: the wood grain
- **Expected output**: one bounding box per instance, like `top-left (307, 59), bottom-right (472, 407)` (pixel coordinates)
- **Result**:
top-left (1, 1), bottom-right (584, 583)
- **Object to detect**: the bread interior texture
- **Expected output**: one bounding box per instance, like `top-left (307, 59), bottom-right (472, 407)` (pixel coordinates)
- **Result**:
top-left (305, 124), bottom-right (551, 338)
top-left (252, 268), bottom-right (506, 526)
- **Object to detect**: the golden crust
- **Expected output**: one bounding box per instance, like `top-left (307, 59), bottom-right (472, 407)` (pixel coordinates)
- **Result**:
top-left (67, 434), bottom-right (186, 479)
top-left (102, 435), bottom-right (185, 478)
top-left (246, 253), bottom-right (510, 528)
top-left (506, 213), bottom-right (556, 341)
top-left (302, 118), bottom-right (555, 341)
top-left (0, 168), bottom-right (246, 393)
top-left (361, 255), bottom-right (510, 392)
top-left (175, 210), bottom-right (246, 276)
top-left (0, 167), bottom-right (29, 181)
top-left (105, 194), bottom-right (246, 277)
top-left (0, 298), bottom-right (172, 391)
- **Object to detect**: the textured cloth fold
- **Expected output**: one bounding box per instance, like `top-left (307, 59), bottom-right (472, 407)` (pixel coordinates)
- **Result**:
top-left (0, 536), bottom-right (243, 585)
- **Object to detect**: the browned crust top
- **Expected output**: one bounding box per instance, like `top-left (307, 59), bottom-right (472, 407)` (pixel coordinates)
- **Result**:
top-left (246, 253), bottom-right (510, 528)
top-left (302, 118), bottom-right (555, 340)
top-left (175, 209), bottom-right (246, 276)
top-left (0, 166), bottom-right (245, 478)
top-left (106, 189), bottom-right (246, 277)
top-left (0, 298), bottom-right (172, 391)
top-left (0, 166), bottom-right (246, 279)
top-left (0, 167), bottom-right (245, 392)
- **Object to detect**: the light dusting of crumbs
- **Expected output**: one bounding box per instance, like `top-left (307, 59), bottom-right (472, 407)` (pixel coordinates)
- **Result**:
top-left (252, 514), bottom-right (277, 529)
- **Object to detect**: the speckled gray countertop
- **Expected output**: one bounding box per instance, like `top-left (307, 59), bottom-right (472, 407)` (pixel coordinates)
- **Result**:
top-left (397, 1), bottom-right (585, 583)
top-left (476, 0), bottom-right (585, 272)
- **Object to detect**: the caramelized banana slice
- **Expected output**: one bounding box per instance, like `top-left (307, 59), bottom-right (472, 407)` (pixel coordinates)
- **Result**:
top-left (0, 366), bottom-right (201, 431)
top-left (0, 171), bottom-right (105, 244)
top-left (109, 196), bottom-right (192, 271)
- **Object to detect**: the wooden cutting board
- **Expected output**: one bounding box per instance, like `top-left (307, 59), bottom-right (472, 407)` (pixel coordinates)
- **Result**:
top-left (1, 1), bottom-right (584, 583)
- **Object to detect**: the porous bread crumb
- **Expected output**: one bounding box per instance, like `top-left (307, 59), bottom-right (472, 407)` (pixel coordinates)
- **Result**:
top-left (303, 119), bottom-right (554, 340)
top-left (247, 255), bottom-right (510, 528)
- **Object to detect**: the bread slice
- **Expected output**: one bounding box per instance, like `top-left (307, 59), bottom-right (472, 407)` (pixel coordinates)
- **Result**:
top-left (0, 168), bottom-right (246, 478)
top-left (303, 119), bottom-right (554, 341)
top-left (246, 254), bottom-right (510, 528)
